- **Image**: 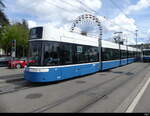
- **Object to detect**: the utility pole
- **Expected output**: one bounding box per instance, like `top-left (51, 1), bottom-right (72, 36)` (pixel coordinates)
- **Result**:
top-left (141, 43), bottom-right (144, 62)
top-left (124, 36), bottom-right (128, 64)
top-left (135, 30), bottom-right (138, 59)
top-left (114, 32), bottom-right (123, 65)
top-left (99, 24), bottom-right (102, 71)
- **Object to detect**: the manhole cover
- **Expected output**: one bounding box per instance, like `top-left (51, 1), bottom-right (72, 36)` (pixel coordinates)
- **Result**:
top-left (76, 81), bottom-right (86, 84)
top-left (100, 74), bottom-right (106, 76)
top-left (85, 92), bottom-right (99, 98)
top-left (25, 93), bottom-right (43, 99)
top-left (125, 72), bottom-right (134, 76)
top-left (112, 71), bottom-right (124, 74)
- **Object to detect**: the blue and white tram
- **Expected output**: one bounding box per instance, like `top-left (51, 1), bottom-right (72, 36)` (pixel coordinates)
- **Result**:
top-left (24, 25), bottom-right (141, 82)
top-left (142, 49), bottom-right (150, 62)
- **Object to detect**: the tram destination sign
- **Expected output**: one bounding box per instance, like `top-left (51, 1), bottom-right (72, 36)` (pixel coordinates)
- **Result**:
top-left (29, 27), bottom-right (43, 40)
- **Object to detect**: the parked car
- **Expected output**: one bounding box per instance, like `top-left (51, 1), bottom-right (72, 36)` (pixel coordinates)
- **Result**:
top-left (8, 57), bottom-right (36, 69)
top-left (0, 56), bottom-right (12, 67)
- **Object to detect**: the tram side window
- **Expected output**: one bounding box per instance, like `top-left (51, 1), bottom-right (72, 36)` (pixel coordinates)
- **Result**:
top-left (132, 51), bottom-right (134, 57)
top-left (102, 48), bottom-right (120, 61)
top-left (76, 45), bottom-right (89, 63)
top-left (143, 51), bottom-right (150, 55)
top-left (128, 51), bottom-right (133, 58)
top-left (137, 52), bottom-right (141, 57)
top-left (128, 51), bottom-right (131, 58)
top-left (134, 51), bottom-right (136, 57)
top-left (43, 42), bottom-right (60, 66)
top-left (121, 50), bottom-right (127, 59)
top-left (132, 51), bottom-right (135, 57)
top-left (138, 52), bottom-right (141, 57)
top-left (88, 47), bottom-right (99, 62)
top-left (113, 49), bottom-right (120, 60)
top-left (60, 43), bottom-right (73, 65)
top-left (102, 48), bottom-right (110, 61)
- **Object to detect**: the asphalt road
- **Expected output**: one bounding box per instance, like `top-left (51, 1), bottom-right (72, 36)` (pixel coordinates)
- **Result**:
top-left (0, 62), bottom-right (149, 113)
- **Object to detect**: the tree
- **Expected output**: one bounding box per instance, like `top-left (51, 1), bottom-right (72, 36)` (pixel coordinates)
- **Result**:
top-left (0, 11), bottom-right (9, 26)
top-left (0, 20), bottom-right (29, 57)
top-left (0, 0), bottom-right (9, 26)
top-left (0, 0), bottom-right (5, 9)
top-left (15, 20), bottom-right (29, 57)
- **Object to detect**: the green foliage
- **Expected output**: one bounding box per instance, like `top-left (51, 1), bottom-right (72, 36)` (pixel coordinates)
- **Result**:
top-left (0, 11), bottom-right (9, 26)
top-left (0, 20), bottom-right (29, 57)
top-left (0, 0), bottom-right (9, 26)
top-left (0, 0), bottom-right (5, 9)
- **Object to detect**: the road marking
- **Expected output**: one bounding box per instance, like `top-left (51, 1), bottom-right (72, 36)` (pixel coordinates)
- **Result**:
top-left (126, 77), bottom-right (150, 113)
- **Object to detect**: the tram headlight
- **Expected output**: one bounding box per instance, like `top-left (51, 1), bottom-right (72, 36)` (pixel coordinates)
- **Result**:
top-left (26, 68), bottom-right (49, 72)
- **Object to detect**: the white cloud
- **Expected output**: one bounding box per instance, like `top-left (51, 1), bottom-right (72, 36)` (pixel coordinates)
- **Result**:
top-left (125, 0), bottom-right (150, 14)
top-left (27, 20), bottom-right (37, 28)
top-left (103, 0), bottom-right (150, 44)
top-left (15, 0), bottom-right (102, 27)
top-left (109, 14), bottom-right (137, 32)
top-left (12, 0), bottom-right (148, 44)
top-left (101, 13), bottom-right (137, 44)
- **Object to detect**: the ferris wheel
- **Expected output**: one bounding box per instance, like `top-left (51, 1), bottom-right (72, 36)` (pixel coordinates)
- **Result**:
top-left (70, 13), bottom-right (102, 38)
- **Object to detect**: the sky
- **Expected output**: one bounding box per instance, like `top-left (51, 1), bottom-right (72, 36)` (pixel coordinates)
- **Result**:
top-left (3, 0), bottom-right (150, 45)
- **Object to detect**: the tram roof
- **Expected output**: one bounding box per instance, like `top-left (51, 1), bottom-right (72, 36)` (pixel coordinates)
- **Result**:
top-left (143, 49), bottom-right (150, 51)
top-left (33, 25), bottom-right (141, 52)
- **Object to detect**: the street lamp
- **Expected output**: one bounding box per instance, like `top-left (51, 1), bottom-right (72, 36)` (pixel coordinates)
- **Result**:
top-left (114, 32), bottom-right (123, 44)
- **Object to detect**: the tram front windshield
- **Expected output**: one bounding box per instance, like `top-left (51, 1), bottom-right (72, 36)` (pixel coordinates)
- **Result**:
top-left (143, 50), bottom-right (150, 56)
top-left (28, 42), bottom-right (42, 66)
top-left (28, 41), bottom-right (60, 67)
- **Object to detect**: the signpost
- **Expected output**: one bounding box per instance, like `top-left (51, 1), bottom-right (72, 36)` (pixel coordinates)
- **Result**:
top-left (11, 40), bottom-right (16, 59)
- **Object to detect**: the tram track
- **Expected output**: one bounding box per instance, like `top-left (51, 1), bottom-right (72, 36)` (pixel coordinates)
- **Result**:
top-left (0, 80), bottom-right (48, 95)
top-left (74, 63), bottom-right (150, 113)
top-left (76, 66), bottom-right (149, 113)
top-left (0, 63), bottom-right (139, 95)
top-left (32, 63), bottom-right (150, 113)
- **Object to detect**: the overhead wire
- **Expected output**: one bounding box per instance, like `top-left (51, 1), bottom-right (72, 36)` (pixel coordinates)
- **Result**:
top-left (109, 0), bottom-right (149, 43)
top-left (46, 1), bottom-right (71, 12)
top-left (60, 0), bottom-right (91, 13)
top-left (109, 0), bottom-right (148, 33)
top-left (77, 0), bottom-right (97, 13)
top-left (47, 0), bottom-right (141, 40)
top-left (75, 0), bottom-right (137, 35)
